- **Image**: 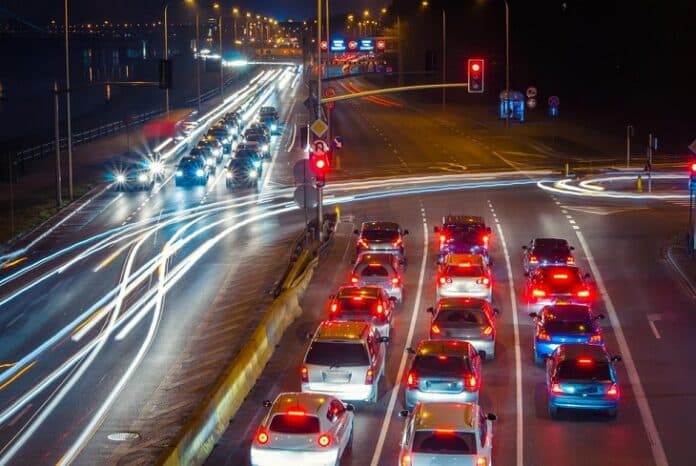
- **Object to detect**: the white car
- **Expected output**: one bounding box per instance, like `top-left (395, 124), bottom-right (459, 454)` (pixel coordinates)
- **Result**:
top-left (250, 392), bottom-right (354, 466)
top-left (436, 253), bottom-right (492, 302)
top-left (398, 401), bottom-right (496, 466)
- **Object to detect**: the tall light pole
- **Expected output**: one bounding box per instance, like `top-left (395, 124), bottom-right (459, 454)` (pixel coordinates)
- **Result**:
top-left (163, 1), bottom-right (170, 115)
top-left (64, 0), bottom-right (73, 200)
top-left (316, 0), bottom-right (323, 241)
top-left (232, 7), bottom-right (239, 44)
top-left (214, 3), bottom-right (223, 97)
top-left (504, 0), bottom-right (510, 128)
top-left (442, 8), bottom-right (446, 109)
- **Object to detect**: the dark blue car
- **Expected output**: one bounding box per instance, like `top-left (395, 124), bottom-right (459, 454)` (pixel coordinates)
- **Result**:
top-left (546, 343), bottom-right (621, 419)
top-left (530, 304), bottom-right (604, 364)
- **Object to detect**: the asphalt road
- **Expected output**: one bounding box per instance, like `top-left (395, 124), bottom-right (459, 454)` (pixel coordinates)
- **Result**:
top-left (207, 87), bottom-right (696, 466)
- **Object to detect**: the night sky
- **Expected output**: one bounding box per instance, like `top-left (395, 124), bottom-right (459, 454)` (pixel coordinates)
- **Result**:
top-left (4, 0), bottom-right (384, 24)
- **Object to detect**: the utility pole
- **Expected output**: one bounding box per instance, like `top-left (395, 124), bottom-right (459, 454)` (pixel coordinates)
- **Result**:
top-left (195, 11), bottom-right (201, 113)
top-left (54, 82), bottom-right (62, 208)
top-left (504, 0), bottom-right (510, 130)
top-left (316, 0), bottom-right (324, 242)
top-left (164, 3), bottom-right (170, 115)
top-left (64, 0), bottom-right (74, 200)
top-left (441, 8), bottom-right (446, 110)
top-left (219, 15), bottom-right (224, 96)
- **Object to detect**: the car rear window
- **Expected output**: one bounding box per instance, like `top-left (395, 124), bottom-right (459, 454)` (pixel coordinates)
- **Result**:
top-left (412, 431), bottom-right (477, 454)
top-left (363, 230), bottom-right (399, 242)
top-left (544, 320), bottom-right (593, 334)
top-left (269, 414), bottom-right (320, 434)
top-left (337, 297), bottom-right (377, 312)
top-left (306, 342), bottom-right (370, 367)
top-left (435, 308), bottom-right (488, 327)
top-left (179, 158), bottom-right (200, 168)
top-left (412, 355), bottom-right (471, 376)
top-left (557, 360), bottom-right (611, 381)
top-left (359, 265), bottom-right (390, 277)
top-left (445, 265), bottom-right (484, 277)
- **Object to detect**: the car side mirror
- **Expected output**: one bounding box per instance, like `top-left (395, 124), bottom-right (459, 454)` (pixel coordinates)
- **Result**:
top-left (263, 400), bottom-right (272, 408)
top-left (305, 332), bottom-right (314, 340)
top-left (529, 312), bottom-right (538, 318)
top-left (487, 413), bottom-right (497, 421)
top-left (611, 355), bottom-right (622, 363)
top-left (353, 229), bottom-right (359, 235)
top-left (399, 410), bottom-right (410, 418)
top-left (433, 226), bottom-right (440, 233)
top-left (406, 347), bottom-right (416, 354)
top-left (426, 307), bottom-right (434, 314)
top-left (595, 314), bottom-right (605, 320)
top-left (380, 336), bottom-right (390, 343)
top-left (403, 229), bottom-right (409, 235)
top-left (345, 403), bottom-right (355, 412)
top-left (493, 308), bottom-right (501, 315)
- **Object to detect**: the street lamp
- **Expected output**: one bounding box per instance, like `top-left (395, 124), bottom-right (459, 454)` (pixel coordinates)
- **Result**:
top-left (213, 3), bottom-right (223, 97)
top-left (64, 0), bottom-right (74, 200)
top-left (232, 7), bottom-right (239, 44)
top-left (185, 0), bottom-right (201, 112)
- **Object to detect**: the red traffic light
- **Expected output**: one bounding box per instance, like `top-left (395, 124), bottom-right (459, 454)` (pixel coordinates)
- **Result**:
top-left (690, 162), bottom-right (696, 172)
top-left (467, 59), bottom-right (485, 94)
top-left (315, 158), bottom-right (327, 170)
top-left (471, 63), bottom-right (480, 72)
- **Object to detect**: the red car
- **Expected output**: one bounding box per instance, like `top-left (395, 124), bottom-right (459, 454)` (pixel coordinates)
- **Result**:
top-left (525, 266), bottom-right (595, 311)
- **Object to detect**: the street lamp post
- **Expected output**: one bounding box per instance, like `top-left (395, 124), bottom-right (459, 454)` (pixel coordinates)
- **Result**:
top-left (504, 0), bottom-right (510, 129)
top-left (232, 7), bottom-right (239, 44)
top-left (214, 3), bottom-right (223, 97)
top-left (316, 0), bottom-right (324, 241)
top-left (64, 0), bottom-right (73, 200)
top-left (163, 2), bottom-right (170, 115)
top-left (442, 8), bottom-right (446, 109)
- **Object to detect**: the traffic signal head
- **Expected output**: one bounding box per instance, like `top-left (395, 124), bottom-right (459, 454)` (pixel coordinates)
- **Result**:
top-left (467, 59), bottom-right (484, 93)
top-left (690, 161), bottom-right (696, 181)
top-left (309, 151), bottom-right (330, 186)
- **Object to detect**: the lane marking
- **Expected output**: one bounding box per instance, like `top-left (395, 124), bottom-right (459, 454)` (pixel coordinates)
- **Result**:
top-left (370, 206), bottom-right (429, 466)
top-left (574, 229), bottom-right (668, 466)
top-left (647, 320), bottom-right (661, 340)
top-left (491, 203), bottom-right (524, 466)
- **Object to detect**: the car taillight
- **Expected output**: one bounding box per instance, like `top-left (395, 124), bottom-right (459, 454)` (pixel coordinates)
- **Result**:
top-left (358, 239), bottom-right (369, 249)
top-left (376, 304), bottom-right (384, 315)
top-left (532, 288), bottom-right (546, 298)
top-left (392, 277), bottom-right (400, 285)
top-left (465, 374), bottom-right (479, 391)
top-left (300, 365), bottom-right (309, 383)
top-left (330, 303), bottom-right (338, 313)
top-left (365, 367), bottom-right (375, 384)
top-left (482, 235), bottom-right (489, 246)
top-left (351, 275), bottom-right (358, 284)
top-left (407, 371), bottom-right (419, 388)
top-left (318, 434), bottom-right (331, 447)
top-left (537, 330), bottom-right (551, 341)
top-left (477, 277), bottom-right (491, 287)
top-left (438, 276), bottom-right (452, 285)
top-left (576, 289), bottom-right (591, 298)
top-left (431, 324), bottom-right (441, 335)
top-left (256, 429), bottom-right (269, 445)
top-left (477, 458), bottom-right (488, 466)
top-left (439, 234), bottom-right (447, 243)
top-left (529, 255), bottom-right (539, 264)
top-left (589, 333), bottom-right (603, 344)
top-left (606, 384), bottom-right (619, 397)
top-left (551, 382), bottom-right (563, 394)
top-left (400, 453), bottom-right (413, 466)
top-left (482, 326), bottom-right (493, 336)
top-left (566, 256), bottom-right (575, 265)
top-left (393, 237), bottom-right (403, 247)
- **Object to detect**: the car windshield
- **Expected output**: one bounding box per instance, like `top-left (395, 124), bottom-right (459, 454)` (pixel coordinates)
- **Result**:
top-left (235, 150), bottom-right (259, 160)
top-left (305, 342), bottom-right (369, 367)
top-left (445, 265), bottom-right (484, 277)
top-left (412, 431), bottom-right (477, 454)
top-left (435, 308), bottom-right (488, 327)
top-left (412, 354), bottom-right (471, 376)
top-left (535, 239), bottom-right (569, 249)
top-left (447, 231), bottom-right (481, 244)
top-left (179, 158), bottom-right (200, 168)
top-left (269, 414), bottom-right (320, 434)
top-left (445, 224), bottom-right (484, 233)
top-left (362, 230), bottom-right (399, 242)
top-left (544, 320), bottom-right (593, 334)
top-left (359, 265), bottom-right (390, 277)
top-left (557, 360), bottom-right (611, 381)
top-left (246, 134), bottom-right (265, 142)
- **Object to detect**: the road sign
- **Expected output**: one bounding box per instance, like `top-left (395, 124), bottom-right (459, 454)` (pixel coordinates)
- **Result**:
top-left (310, 119), bottom-right (328, 138)
top-left (526, 86), bottom-right (538, 98)
top-left (689, 139), bottom-right (696, 155)
top-left (348, 40), bottom-right (358, 50)
top-left (312, 140), bottom-right (330, 154)
top-left (526, 98), bottom-right (537, 109)
top-left (376, 40), bottom-right (386, 50)
top-left (293, 159), bottom-right (316, 184)
top-left (324, 102), bottom-right (335, 110)
top-left (548, 95), bottom-right (560, 107)
top-left (320, 40), bottom-right (328, 51)
top-left (323, 86), bottom-right (336, 98)
top-left (294, 184), bottom-right (318, 209)
top-left (333, 136), bottom-right (343, 149)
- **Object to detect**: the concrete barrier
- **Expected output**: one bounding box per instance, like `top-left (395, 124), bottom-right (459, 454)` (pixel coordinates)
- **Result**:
top-left (158, 257), bottom-right (318, 466)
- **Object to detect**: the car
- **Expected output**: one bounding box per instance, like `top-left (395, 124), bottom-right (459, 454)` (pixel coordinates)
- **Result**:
top-left (398, 402), bottom-right (496, 466)
top-left (349, 253), bottom-right (404, 303)
top-left (189, 146), bottom-right (217, 173)
top-left (196, 137), bottom-right (224, 164)
top-left (111, 159), bottom-right (155, 191)
top-left (354, 221), bottom-right (409, 261)
top-left (327, 286), bottom-right (395, 338)
top-left (301, 320), bottom-right (388, 403)
top-left (525, 265), bottom-right (594, 312)
top-left (522, 237), bottom-right (575, 273)
top-left (529, 304), bottom-right (605, 365)
top-left (404, 340), bottom-right (482, 409)
top-left (250, 392), bottom-right (354, 466)
top-left (225, 154), bottom-right (261, 189)
top-left (206, 127), bottom-right (232, 153)
top-left (259, 106), bottom-right (279, 120)
top-left (243, 131), bottom-right (271, 158)
top-left (546, 343), bottom-right (622, 419)
top-left (175, 156), bottom-right (209, 186)
top-left (436, 254), bottom-right (493, 302)
top-left (434, 215), bottom-right (492, 265)
top-left (427, 297), bottom-right (499, 360)
top-left (259, 106), bottom-right (280, 134)
top-left (249, 121), bottom-right (271, 137)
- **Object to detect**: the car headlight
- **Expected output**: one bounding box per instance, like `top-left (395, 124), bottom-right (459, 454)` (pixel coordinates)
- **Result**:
top-left (116, 174), bottom-right (126, 183)
top-left (213, 149), bottom-right (221, 156)
top-left (225, 170), bottom-right (233, 178)
top-left (262, 144), bottom-right (269, 152)
top-left (253, 160), bottom-right (261, 168)
top-left (207, 157), bottom-right (215, 165)
top-left (149, 161), bottom-right (164, 174)
top-left (138, 174), bottom-right (148, 182)
top-left (270, 124), bottom-right (278, 131)
top-left (248, 170), bottom-right (258, 179)
top-left (175, 170), bottom-right (183, 177)
top-left (196, 169), bottom-right (205, 177)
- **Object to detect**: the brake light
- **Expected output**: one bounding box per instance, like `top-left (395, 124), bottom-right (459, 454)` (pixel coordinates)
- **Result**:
top-left (606, 384), bottom-right (619, 397)
top-left (330, 303), bottom-right (338, 313)
top-left (537, 330), bottom-right (551, 341)
top-left (287, 410), bottom-right (306, 416)
top-left (435, 428), bottom-right (455, 434)
top-left (458, 262), bottom-right (472, 268)
top-left (431, 324), bottom-right (441, 335)
top-left (532, 288), bottom-right (546, 298)
top-left (465, 374), bottom-right (479, 391)
top-left (376, 304), bottom-right (384, 314)
top-left (551, 382), bottom-right (563, 394)
top-left (393, 237), bottom-right (403, 247)
top-left (438, 276), bottom-right (451, 285)
top-left (400, 453), bottom-right (412, 466)
top-left (365, 367), bottom-right (375, 384)
top-left (392, 277), bottom-right (400, 285)
top-left (482, 326), bottom-right (493, 336)
top-left (318, 434), bottom-right (331, 447)
top-left (589, 333), bottom-right (603, 344)
top-left (440, 234), bottom-right (447, 243)
top-left (482, 235), bottom-right (489, 245)
top-left (566, 256), bottom-right (575, 265)
top-left (576, 289), bottom-right (591, 298)
top-left (552, 273), bottom-right (569, 280)
top-left (358, 238), bottom-right (369, 249)
top-left (477, 277), bottom-right (491, 286)
top-left (477, 457), bottom-right (488, 466)
top-left (256, 429), bottom-right (269, 445)
top-left (351, 276), bottom-right (358, 284)
top-left (529, 255), bottom-right (539, 264)
top-left (406, 371), bottom-right (419, 388)
top-left (300, 365), bottom-right (309, 383)
top-left (577, 357), bottom-right (593, 365)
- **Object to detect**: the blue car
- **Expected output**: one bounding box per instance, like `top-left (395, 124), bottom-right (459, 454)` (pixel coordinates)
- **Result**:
top-left (546, 343), bottom-right (622, 419)
top-left (530, 304), bottom-right (604, 365)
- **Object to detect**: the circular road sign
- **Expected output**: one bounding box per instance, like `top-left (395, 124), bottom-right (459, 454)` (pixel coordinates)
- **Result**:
top-left (294, 184), bottom-right (318, 209)
top-left (348, 40), bottom-right (358, 50)
top-left (323, 86), bottom-right (336, 98)
top-left (526, 98), bottom-right (537, 109)
top-left (526, 86), bottom-right (538, 98)
top-left (312, 140), bottom-right (330, 154)
top-left (548, 95), bottom-right (560, 107)
top-left (376, 40), bottom-right (386, 50)
top-left (324, 102), bottom-right (335, 110)
top-left (320, 40), bottom-right (328, 51)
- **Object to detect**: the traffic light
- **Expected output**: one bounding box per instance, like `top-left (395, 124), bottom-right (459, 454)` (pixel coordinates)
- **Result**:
top-left (309, 151), bottom-right (330, 187)
top-left (690, 161), bottom-right (696, 182)
top-left (159, 59), bottom-right (172, 89)
top-left (467, 59), bottom-right (484, 93)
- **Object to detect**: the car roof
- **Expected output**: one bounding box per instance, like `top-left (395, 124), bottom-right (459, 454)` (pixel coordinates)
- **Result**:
top-left (556, 343), bottom-right (609, 361)
top-left (533, 238), bottom-right (569, 248)
top-left (542, 304), bottom-right (592, 320)
top-left (361, 221), bottom-right (400, 231)
top-left (444, 254), bottom-right (484, 266)
top-left (268, 392), bottom-right (328, 418)
top-left (336, 286), bottom-right (382, 299)
top-left (315, 320), bottom-right (371, 341)
top-left (437, 297), bottom-right (488, 310)
top-left (416, 339), bottom-right (473, 358)
top-left (442, 215), bottom-right (484, 225)
top-left (413, 402), bottom-right (478, 432)
top-left (179, 156), bottom-right (200, 163)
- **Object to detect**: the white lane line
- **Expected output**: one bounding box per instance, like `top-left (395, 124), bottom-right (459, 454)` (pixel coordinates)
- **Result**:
top-left (5, 313), bottom-right (23, 328)
top-left (574, 229), bottom-right (668, 466)
top-left (493, 210), bottom-right (524, 466)
top-left (370, 209), bottom-right (429, 466)
top-left (647, 320), bottom-right (661, 340)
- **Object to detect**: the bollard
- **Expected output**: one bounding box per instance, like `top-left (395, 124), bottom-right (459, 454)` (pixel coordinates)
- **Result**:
top-left (564, 163), bottom-right (569, 177)
top-left (637, 175), bottom-right (643, 192)
top-left (334, 205), bottom-right (341, 221)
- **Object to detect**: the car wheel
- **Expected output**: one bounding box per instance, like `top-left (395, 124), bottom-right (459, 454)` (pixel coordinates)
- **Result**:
top-left (548, 404), bottom-right (560, 420)
top-left (606, 408), bottom-right (618, 420)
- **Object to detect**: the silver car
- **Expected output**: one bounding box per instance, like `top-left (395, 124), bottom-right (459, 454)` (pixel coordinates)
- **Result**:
top-left (350, 253), bottom-right (404, 303)
top-left (405, 339), bottom-right (482, 409)
top-left (398, 402), bottom-right (496, 466)
top-left (301, 320), bottom-right (388, 403)
top-left (354, 221), bottom-right (408, 261)
top-left (250, 392), bottom-right (354, 466)
top-left (436, 253), bottom-right (492, 302)
top-left (327, 286), bottom-right (395, 338)
top-left (428, 297), bottom-right (499, 360)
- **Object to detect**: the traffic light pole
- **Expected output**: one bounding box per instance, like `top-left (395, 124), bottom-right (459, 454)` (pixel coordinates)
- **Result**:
top-left (316, 0), bottom-right (324, 242)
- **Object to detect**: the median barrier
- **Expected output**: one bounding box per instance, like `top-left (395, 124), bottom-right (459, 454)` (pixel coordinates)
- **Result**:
top-left (157, 256), bottom-right (318, 466)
